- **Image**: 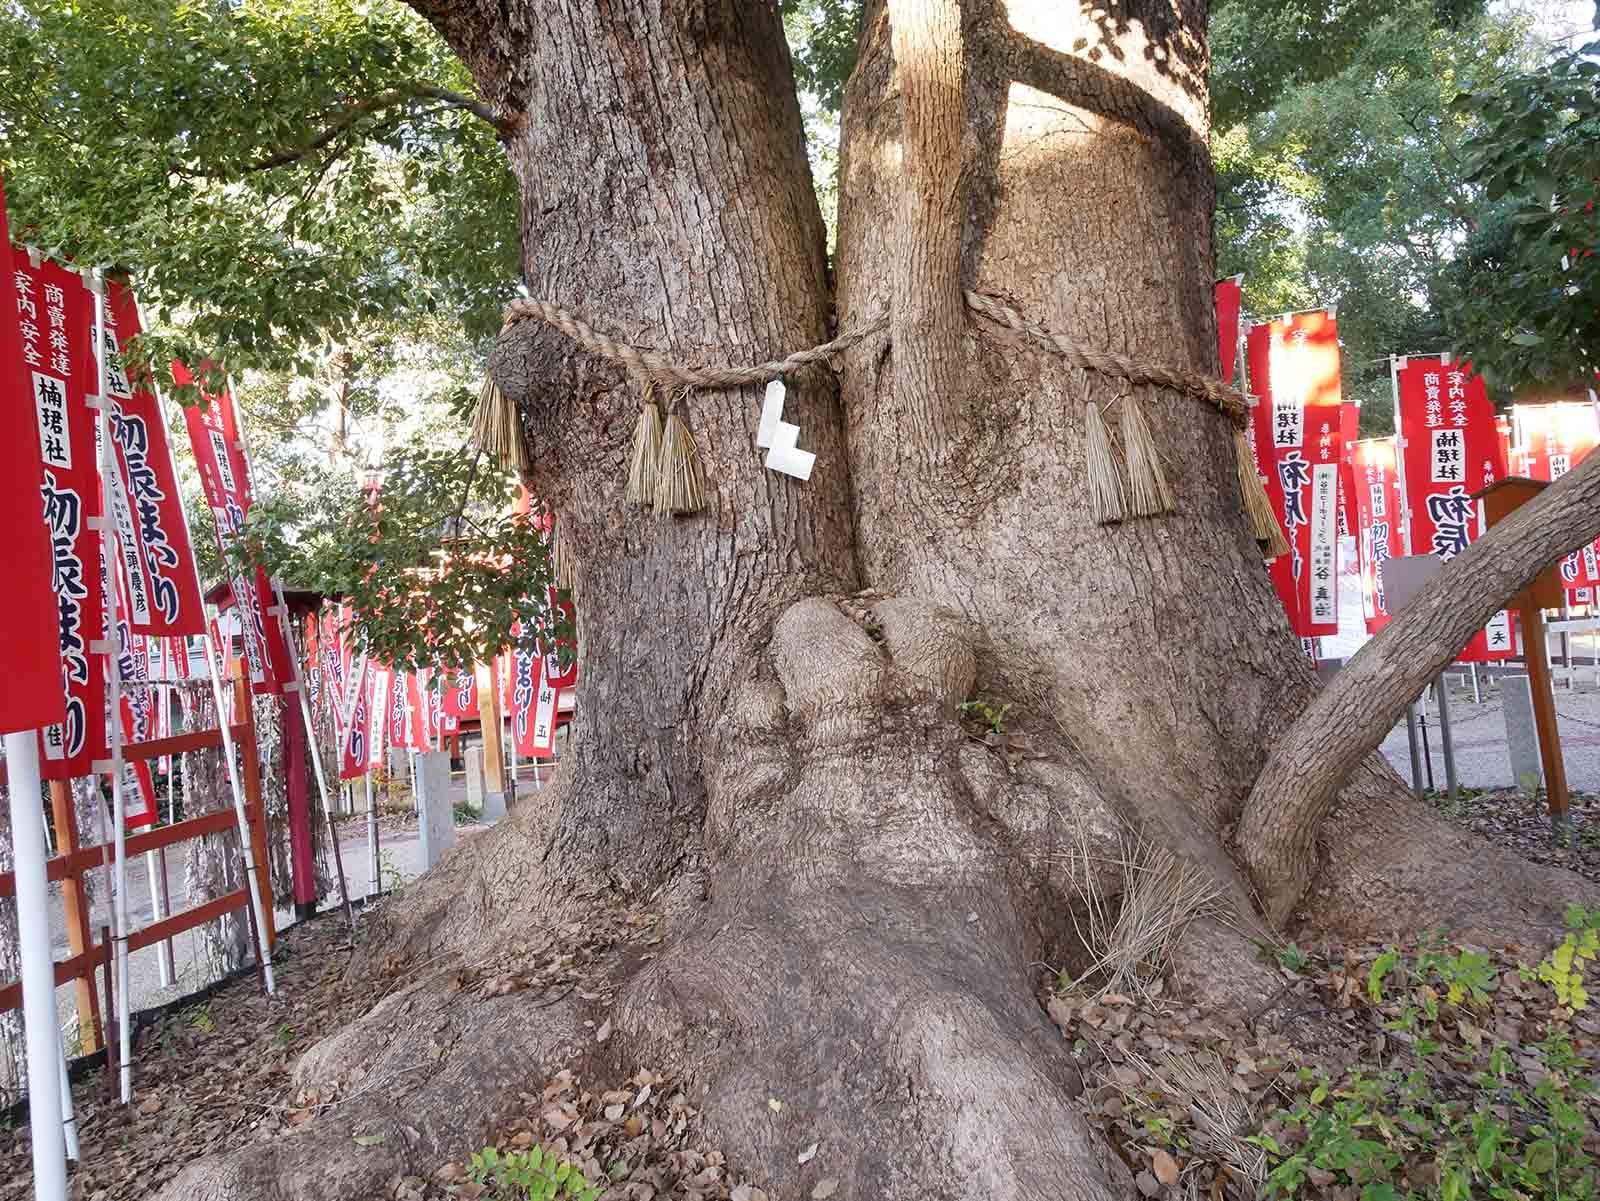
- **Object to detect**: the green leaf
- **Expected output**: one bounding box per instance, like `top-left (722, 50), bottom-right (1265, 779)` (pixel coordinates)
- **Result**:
top-left (351, 1133), bottom-right (385, 1147)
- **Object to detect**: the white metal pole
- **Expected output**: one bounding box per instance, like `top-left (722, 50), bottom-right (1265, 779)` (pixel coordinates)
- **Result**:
top-left (138, 318), bottom-right (274, 994)
top-left (55, 1035), bottom-right (77, 1162)
top-left (364, 773), bottom-right (378, 898)
top-left (86, 271), bottom-right (134, 1104)
top-left (271, 594), bottom-right (353, 928)
top-left (3, 731), bottom-right (69, 1200)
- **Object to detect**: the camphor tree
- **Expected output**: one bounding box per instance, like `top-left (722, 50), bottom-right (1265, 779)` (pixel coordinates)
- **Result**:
top-left (69, 1), bottom-right (1592, 1198)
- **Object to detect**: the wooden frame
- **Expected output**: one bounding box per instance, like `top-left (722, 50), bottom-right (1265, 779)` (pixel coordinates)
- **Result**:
top-left (0, 671), bottom-right (274, 1051)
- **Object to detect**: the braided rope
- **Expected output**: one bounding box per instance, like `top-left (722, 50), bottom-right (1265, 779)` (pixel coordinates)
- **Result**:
top-left (499, 291), bottom-right (1250, 427)
top-left (500, 297), bottom-right (889, 389)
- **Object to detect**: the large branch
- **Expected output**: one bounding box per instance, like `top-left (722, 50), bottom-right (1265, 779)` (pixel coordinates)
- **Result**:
top-left (1237, 450), bottom-right (1600, 925)
top-left (242, 83), bottom-right (504, 173)
top-left (886, 0), bottom-right (969, 452)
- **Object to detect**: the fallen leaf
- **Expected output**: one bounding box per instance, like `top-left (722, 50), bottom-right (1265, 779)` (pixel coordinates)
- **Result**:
top-left (352, 1133), bottom-right (385, 1147)
top-left (597, 1019), bottom-right (613, 1043)
top-left (605, 1103), bottom-right (625, 1121)
top-left (1151, 1149), bottom-right (1180, 1187)
top-left (137, 1098), bottom-right (161, 1116)
top-left (798, 1141), bottom-right (819, 1164)
top-left (813, 1178), bottom-right (839, 1199)
top-left (768, 1098), bottom-right (782, 1113)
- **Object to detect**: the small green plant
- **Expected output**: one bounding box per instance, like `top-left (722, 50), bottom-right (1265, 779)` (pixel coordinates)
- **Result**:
top-left (959, 697), bottom-right (1012, 736)
top-left (1275, 942), bottom-right (1311, 973)
top-left (1527, 905), bottom-right (1599, 1011)
top-left (467, 1145), bottom-right (599, 1201)
top-left (376, 850), bottom-right (405, 894)
top-left (188, 1004), bottom-right (216, 1035)
top-left (273, 1023), bottom-right (294, 1049)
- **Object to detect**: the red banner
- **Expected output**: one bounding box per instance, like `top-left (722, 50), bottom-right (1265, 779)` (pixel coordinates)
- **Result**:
top-left (508, 628), bottom-right (540, 758)
top-left (1, 223), bottom-right (72, 736)
top-left (1246, 310), bottom-right (1344, 639)
top-left (1509, 402), bottom-right (1600, 596)
top-left (1214, 277), bottom-right (1243, 385)
top-left (98, 281), bottom-right (205, 636)
top-left (406, 670), bottom-right (431, 751)
top-left (13, 253), bottom-right (106, 771)
top-left (369, 666), bottom-right (392, 767)
top-left (1337, 401), bottom-right (1360, 538)
top-left (338, 655), bottom-right (373, 780)
top-left (440, 667), bottom-right (478, 721)
top-left (174, 361), bottom-right (292, 694)
top-left (386, 666), bottom-right (410, 753)
top-left (1394, 357), bottom-right (1513, 661)
top-left (1349, 439), bottom-right (1401, 636)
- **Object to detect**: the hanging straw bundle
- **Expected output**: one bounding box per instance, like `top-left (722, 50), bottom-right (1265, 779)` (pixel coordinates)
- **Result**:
top-left (552, 523), bottom-right (576, 592)
top-left (655, 389), bottom-right (706, 516)
top-left (1118, 387), bottom-right (1175, 518)
top-left (469, 372), bottom-right (530, 474)
top-left (1233, 429), bottom-right (1290, 558)
top-left (625, 382), bottom-right (664, 506)
top-left (1084, 401), bottom-right (1126, 525)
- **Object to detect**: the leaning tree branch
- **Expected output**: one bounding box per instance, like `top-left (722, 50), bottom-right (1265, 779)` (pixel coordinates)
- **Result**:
top-left (886, 0), bottom-right (970, 454)
top-left (241, 82), bottom-right (504, 174)
top-left (1237, 449), bottom-right (1600, 926)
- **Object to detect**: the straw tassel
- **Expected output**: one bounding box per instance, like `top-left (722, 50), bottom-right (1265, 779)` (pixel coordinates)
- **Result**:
top-left (1084, 401), bottom-right (1126, 525)
top-left (654, 406), bottom-right (706, 516)
top-left (625, 386), bottom-right (664, 507)
top-left (469, 373), bottom-right (529, 473)
top-left (552, 524), bottom-right (576, 593)
top-left (1119, 389), bottom-right (1175, 518)
top-left (1234, 427), bottom-right (1290, 558)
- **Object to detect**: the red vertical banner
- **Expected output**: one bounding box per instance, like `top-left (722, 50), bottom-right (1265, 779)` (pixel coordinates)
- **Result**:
top-left (1214, 276), bottom-right (1243, 384)
top-left (369, 667), bottom-right (392, 768)
top-left (440, 666), bottom-right (479, 720)
top-left (406, 670), bottom-right (431, 751)
top-left (1246, 310), bottom-right (1344, 638)
top-left (1510, 403), bottom-right (1600, 598)
top-left (1394, 357), bottom-right (1513, 661)
top-left (387, 667), bottom-right (410, 753)
top-left (1, 225), bottom-right (72, 735)
top-left (174, 361), bottom-right (292, 693)
top-left (97, 281), bottom-right (205, 636)
top-left (1349, 438), bottom-right (1402, 635)
top-left (509, 627), bottom-right (540, 758)
top-left (1337, 400), bottom-right (1360, 538)
top-left (13, 253), bottom-right (105, 772)
top-left (338, 655), bottom-right (373, 780)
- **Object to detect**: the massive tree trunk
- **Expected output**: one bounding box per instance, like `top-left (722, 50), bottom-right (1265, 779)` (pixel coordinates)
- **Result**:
top-left (158, 4), bottom-right (1588, 1200)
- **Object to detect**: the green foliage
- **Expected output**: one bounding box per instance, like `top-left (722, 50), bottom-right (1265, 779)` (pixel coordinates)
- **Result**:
top-left (1254, 936), bottom-right (1597, 1201)
top-left (0, 0), bottom-right (519, 384)
top-left (1216, 3), bottom-right (1540, 409)
top-left (781, 0), bottom-right (860, 116)
top-left (958, 697), bottom-right (1012, 736)
top-left (1448, 42), bottom-right (1600, 392)
top-left (468, 1145), bottom-right (600, 1201)
top-left (1527, 906), bottom-right (1600, 1012)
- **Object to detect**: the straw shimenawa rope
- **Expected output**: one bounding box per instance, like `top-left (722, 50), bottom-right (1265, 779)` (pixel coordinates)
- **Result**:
top-left (482, 290), bottom-right (1284, 550)
top-left (496, 291), bottom-right (1253, 428)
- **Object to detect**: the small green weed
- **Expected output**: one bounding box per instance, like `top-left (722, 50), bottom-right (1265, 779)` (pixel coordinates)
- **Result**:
top-left (467, 1145), bottom-right (599, 1201)
top-left (959, 697), bottom-right (1012, 736)
top-left (188, 1004), bottom-right (216, 1035)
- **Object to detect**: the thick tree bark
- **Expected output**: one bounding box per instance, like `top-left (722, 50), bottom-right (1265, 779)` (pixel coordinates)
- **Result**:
top-left (157, 4), bottom-right (1591, 1200)
top-left (1241, 448), bottom-right (1600, 924)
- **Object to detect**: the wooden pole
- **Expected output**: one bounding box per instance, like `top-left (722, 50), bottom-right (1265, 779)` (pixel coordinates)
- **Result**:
top-left (1521, 604), bottom-right (1571, 828)
top-left (476, 662), bottom-right (506, 797)
top-left (48, 781), bottom-right (103, 1054)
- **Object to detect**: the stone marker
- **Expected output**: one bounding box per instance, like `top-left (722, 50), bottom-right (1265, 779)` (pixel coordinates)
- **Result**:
top-left (414, 750), bottom-right (457, 870)
top-left (1503, 674), bottom-right (1543, 797)
top-left (464, 745), bottom-right (486, 808)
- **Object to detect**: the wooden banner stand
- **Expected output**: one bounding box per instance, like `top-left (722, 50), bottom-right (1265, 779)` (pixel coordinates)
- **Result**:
top-left (1474, 477), bottom-right (1570, 834)
top-left (0, 669), bottom-right (273, 1050)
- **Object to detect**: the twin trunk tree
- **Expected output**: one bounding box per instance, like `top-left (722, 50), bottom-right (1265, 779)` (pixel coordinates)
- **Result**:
top-left (163, 4), bottom-right (1594, 1200)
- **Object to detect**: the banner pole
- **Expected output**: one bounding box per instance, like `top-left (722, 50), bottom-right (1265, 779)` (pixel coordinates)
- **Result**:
top-left (273, 600), bottom-right (354, 929)
top-left (4, 732), bottom-right (70, 1199)
top-left (84, 270), bottom-right (135, 1103)
top-left (139, 342), bottom-right (274, 995)
top-left (365, 771), bottom-right (378, 898)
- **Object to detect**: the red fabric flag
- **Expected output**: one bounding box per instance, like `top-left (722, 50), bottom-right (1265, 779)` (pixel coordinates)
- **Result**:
top-left (406, 670), bottom-right (431, 751)
top-left (173, 361), bottom-right (292, 693)
top-left (440, 666), bottom-right (478, 720)
top-left (1510, 402), bottom-right (1600, 598)
top-left (0, 223), bottom-right (72, 734)
top-left (1214, 277), bottom-right (1243, 384)
top-left (1337, 401), bottom-right (1360, 538)
top-left (1246, 311), bottom-right (1344, 639)
top-left (1349, 438), bottom-right (1402, 636)
top-left (97, 281), bottom-right (205, 636)
top-left (508, 626), bottom-right (541, 758)
top-left (386, 666), bottom-right (410, 753)
top-left (13, 253), bottom-right (106, 770)
top-left (338, 655), bottom-right (373, 780)
top-left (1394, 357), bottom-right (1513, 661)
